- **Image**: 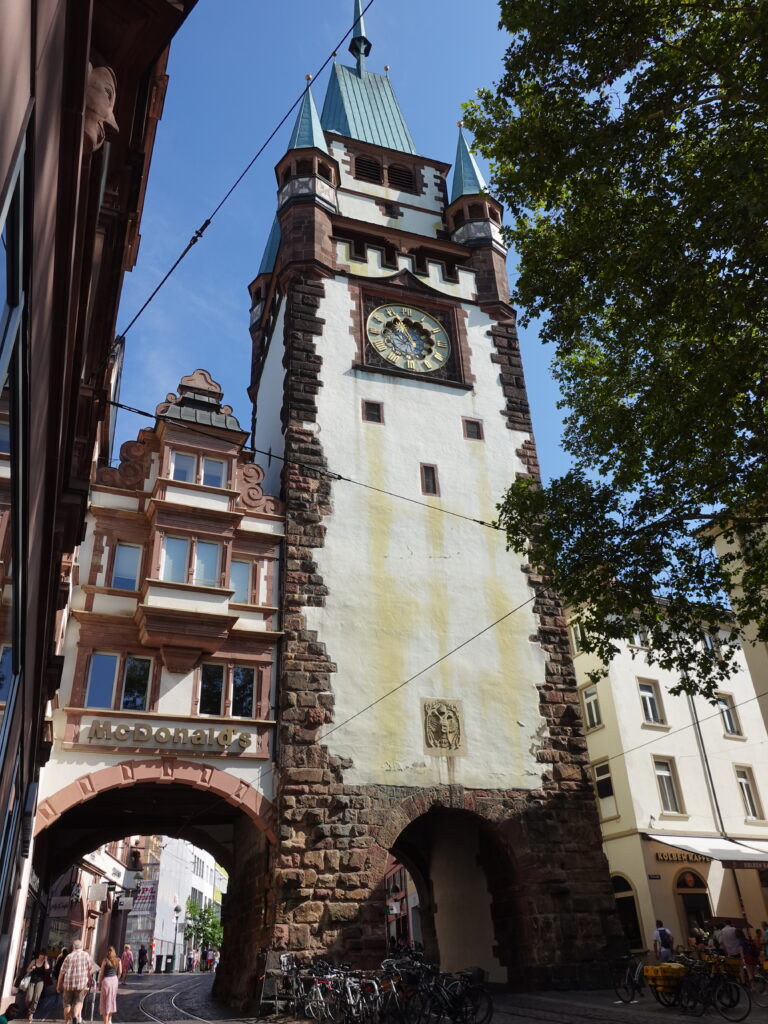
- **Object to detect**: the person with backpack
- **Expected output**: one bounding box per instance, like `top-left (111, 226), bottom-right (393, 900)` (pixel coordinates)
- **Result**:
top-left (736, 928), bottom-right (759, 987)
top-left (653, 919), bottom-right (674, 962)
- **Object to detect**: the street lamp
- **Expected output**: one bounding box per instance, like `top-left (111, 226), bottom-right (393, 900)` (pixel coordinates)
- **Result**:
top-left (172, 904), bottom-right (182, 973)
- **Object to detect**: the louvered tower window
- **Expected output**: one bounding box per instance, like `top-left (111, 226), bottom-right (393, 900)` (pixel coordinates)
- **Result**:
top-left (387, 164), bottom-right (416, 193)
top-left (355, 156), bottom-right (383, 184)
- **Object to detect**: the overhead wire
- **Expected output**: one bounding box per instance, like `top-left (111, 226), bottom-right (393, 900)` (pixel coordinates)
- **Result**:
top-left (116, 0), bottom-right (379, 340)
top-left (106, 398), bottom-right (501, 530)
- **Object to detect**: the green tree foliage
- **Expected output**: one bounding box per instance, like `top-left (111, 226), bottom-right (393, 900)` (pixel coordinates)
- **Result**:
top-left (464, 1), bottom-right (767, 698)
top-left (184, 898), bottom-right (223, 951)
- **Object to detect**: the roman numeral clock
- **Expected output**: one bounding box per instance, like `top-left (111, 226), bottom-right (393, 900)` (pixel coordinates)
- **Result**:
top-left (363, 298), bottom-right (461, 381)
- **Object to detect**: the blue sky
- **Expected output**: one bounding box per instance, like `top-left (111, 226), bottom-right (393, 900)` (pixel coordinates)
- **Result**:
top-left (114, 0), bottom-right (570, 483)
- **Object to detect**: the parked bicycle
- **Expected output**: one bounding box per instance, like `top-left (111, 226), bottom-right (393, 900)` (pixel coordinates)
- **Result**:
top-left (612, 951), bottom-right (648, 1003)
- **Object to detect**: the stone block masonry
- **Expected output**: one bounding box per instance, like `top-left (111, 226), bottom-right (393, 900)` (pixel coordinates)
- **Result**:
top-left (267, 268), bottom-right (623, 985)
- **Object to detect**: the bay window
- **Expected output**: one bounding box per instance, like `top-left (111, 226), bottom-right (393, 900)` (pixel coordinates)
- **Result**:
top-left (230, 560), bottom-right (251, 603)
top-left (161, 536), bottom-right (189, 583)
top-left (112, 542), bottom-right (141, 590)
top-left (199, 663), bottom-right (224, 716)
top-left (85, 653), bottom-right (152, 711)
top-left (197, 662), bottom-right (266, 719)
top-left (193, 541), bottom-right (220, 587)
top-left (172, 451), bottom-right (196, 482)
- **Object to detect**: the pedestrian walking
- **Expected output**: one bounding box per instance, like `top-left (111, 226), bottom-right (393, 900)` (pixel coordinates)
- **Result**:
top-left (22, 951), bottom-right (50, 1021)
top-left (653, 919), bottom-right (674, 963)
top-left (56, 939), bottom-right (94, 1024)
top-left (137, 946), bottom-right (148, 975)
top-left (52, 949), bottom-right (68, 983)
top-left (119, 945), bottom-right (133, 984)
top-left (206, 949), bottom-right (214, 972)
top-left (98, 947), bottom-right (121, 1024)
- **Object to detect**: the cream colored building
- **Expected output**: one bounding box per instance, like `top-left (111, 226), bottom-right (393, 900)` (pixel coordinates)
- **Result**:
top-left (573, 624), bottom-right (768, 949)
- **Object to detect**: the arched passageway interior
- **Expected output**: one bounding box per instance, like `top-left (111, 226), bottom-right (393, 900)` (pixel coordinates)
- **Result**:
top-left (391, 808), bottom-right (517, 983)
top-left (33, 779), bottom-right (274, 1009)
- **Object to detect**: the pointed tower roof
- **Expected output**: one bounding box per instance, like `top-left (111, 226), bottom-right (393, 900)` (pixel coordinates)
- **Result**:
top-left (451, 125), bottom-right (487, 203)
top-left (258, 216), bottom-right (281, 276)
top-left (321, 2), bottom-right (416, 154)
top-left (348, 0), bottom-right (371, 72)
top-left (287, 81), bottom-right (328, 154)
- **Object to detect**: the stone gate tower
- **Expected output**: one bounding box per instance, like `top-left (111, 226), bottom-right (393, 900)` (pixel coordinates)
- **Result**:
top-left (248, 3), bottom-right (620, 985)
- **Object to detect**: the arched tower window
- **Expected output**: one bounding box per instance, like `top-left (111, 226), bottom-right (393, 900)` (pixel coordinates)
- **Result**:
top-left (387, 164), bottom-right (416, 193)
top-left (296, 158), bottom-right (313, 176)
top-left (611, 874), bottom-right (643, 950)
top-left (355, 156), bottom-right (383, 184)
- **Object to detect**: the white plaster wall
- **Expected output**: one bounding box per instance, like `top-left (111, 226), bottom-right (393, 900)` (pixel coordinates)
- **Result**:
top-left (336, 191), bottom-right (441, 239)
top-left (329, 139), bottom-right (445, 220)
top-left (164, 485), bottom-right (232, 512)
top-left (295, 275), bottom-right (547, 789)
top-left (334, 242), bottom-right (476, 302)
top-left (253, 297), bottom-right (286, 494)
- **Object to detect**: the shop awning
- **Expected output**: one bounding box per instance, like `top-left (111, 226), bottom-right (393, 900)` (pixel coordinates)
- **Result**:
top-left (648, 834), bottom-right (768, 869)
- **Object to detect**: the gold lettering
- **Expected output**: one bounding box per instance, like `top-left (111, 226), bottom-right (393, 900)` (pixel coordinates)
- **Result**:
top-left (172, 728), bottom-right (189, 744)
top-left (386, 307), bottom-right (396, 316)
top-left (406, 359), bottom-right (415, 370)
top-left (133, 724), bottom-right (150, 742)
top-left (401, 307), bottom-right (412, 316)
top-left (423, 359), bottom-right (434, 370)
top-left (433, 352), bottom-right (444, 362)
top-left (88, 720), bottom-right (112, 741)
top-left (154, 727), bottom-right (170, 744)
top-left (191, 729), bottom-right (206, 746)
top-left (435, 339), bottom-right (447, 348)
top-left (207, 728), bottom-right (215, 745)
top-left (385, 352), bottom-right (399, 363)
top-left (238, 732), bottom-right (251, 750)
top-left (373, 339), bottom-right (387, 351)
top-left (114, 724), bottom-right (130, 741)
top-left (216, 729), bottom-right (235, 748)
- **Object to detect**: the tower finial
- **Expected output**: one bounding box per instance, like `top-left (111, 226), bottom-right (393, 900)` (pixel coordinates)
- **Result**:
top-left (349, 0), bottom-right (371, 74)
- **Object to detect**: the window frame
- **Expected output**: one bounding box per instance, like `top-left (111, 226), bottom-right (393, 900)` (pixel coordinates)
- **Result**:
top-left (735, 766), bottom-right (764, 820)
top-left (653, 757), bottom-right (685, 815)
top-left (171, 450), bottom-right (197, 483)
top-left (201, 456), bottom-right (226, 488)
top-left (362, 400), bottom-right (384, 424)
top-left (420, 463), bottom-right (440, 496)
top-left (230, 559), bottom-right (253, 605)
top-left (592, 760), bottom-right (618, 820)
top-left (159, 534), bottom-right (225, 590)
top-left (160, 535), bottom-right (191, 584)
top-left (716, 693), bottom-right (742, 737)
top-left (638, 678), bottom-right (666, 726)
top-left (119, 655), bottom-right (153, 712)
top-left (111, 541), bottom-right (142, 591)
top-left (461, 417), bottom-right (484, 441)
top-left (195, 660), bottom-right (269, 720)
top-left (168, 449), bottom-right (230, 489)
top-left (83, 651), bottom-right (154, 712)
top-left (582, 684), bottom-right (602, 731)
top-left (193, 539), bottom-right (221, 588)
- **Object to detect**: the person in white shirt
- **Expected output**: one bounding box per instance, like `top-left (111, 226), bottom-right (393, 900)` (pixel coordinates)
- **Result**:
top-left (719, 923), bottom-right (741, 957)
top-left (653, 919), bottom-right (675, 962)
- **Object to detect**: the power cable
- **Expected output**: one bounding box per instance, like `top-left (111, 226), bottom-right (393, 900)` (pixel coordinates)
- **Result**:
top-left (106, 398), bottom-right (501, 531)
top-left (117, 0), bottom-right (378, 340)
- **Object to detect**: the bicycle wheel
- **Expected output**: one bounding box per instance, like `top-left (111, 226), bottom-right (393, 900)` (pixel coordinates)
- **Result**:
top-left (612, 964), bottom-right (635, 1003)
top-left (713, 979), bottom-right (751, 1023)
top-left (753, 971), bottom-right (768, 1009)
top-left (678, 976), bottom-right (705, 1017)
top-left (404, 991), bottom-right (429, 1024)
top-left (446, 984), bottom-right (492, 1024)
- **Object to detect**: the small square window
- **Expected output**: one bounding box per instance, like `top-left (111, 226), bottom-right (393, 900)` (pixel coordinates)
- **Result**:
top-left (172, 452), bottom-right (196, 482)
top-left (202, 457), bottom-right (226, 488)
top-left (362, 401), bottom-right (384, 423)
top-left (462, 418), bottom-right (484, 440)
top-left (421, 464), bottom-right (439, 496)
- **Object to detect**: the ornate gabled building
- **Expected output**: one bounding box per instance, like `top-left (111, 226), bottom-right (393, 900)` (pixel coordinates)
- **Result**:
top-left (246, 4), bottom-right (621, 986)
top-left (30, 372), bottom-right (282, 1003)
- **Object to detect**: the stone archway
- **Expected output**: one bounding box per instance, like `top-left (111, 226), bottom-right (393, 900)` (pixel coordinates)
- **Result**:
top-left (34, 758), bottom-right (275, 839)
top-left (34, 760), bottom-right (276, 1009)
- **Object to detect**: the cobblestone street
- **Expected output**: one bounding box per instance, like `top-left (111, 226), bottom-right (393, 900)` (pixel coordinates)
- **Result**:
top-left (24, 972), bottom-right (768, 1024)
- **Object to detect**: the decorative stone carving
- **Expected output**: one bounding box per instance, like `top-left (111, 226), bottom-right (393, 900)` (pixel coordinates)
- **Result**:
top-left (83, 64), bottom-right (118, 154)
top-left (237, 462), bottom-right (283, 515)
top-left (422, 698), bottom-right (465, 755)
top-left (96, 439), bottom-right (151, 489)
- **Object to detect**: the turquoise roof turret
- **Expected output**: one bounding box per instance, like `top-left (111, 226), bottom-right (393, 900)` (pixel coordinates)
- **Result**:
top-left (258, 216), bottom-right (281, 276)
top-left (287, 81), bottom-right (328, 154)
top-left (451, 125), bottom-right (487, 203)
top-left (320, 2), bottom-right (416, 154)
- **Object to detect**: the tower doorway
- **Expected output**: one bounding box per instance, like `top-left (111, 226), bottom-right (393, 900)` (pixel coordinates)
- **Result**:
top-left (610, 875), bottom-right (643, 950)
top-left (390, 808), bottom-right (517, 982)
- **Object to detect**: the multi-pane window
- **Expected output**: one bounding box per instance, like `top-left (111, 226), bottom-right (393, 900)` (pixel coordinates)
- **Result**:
top-left (462, 418), bottom-right (484, 440)
top-left (112, 543), bottom-right (141, 590)
top-left (639, 680), bottom-right (665, 725)
top-left (630, 624), bottom-right (651, 648)
top-left (592, 762), bottom-right (618, 819)
top-left (85, 653), bottom-right (151, 711)
top-left (582, 685), bottom-right (602, 730)
top-left (736, 767), bottom-right (763, 819)
top-left (199, 663), bottom-right (225, 716)
top-left (193, 541), bottom-right (220, 587)
top-left (569, 621), bottom-right (585, 655)
top-left (161, 536), bottom-right (189, 583)
top-left (421, 464), bottom-right (439, 496)
top-left (198, 662), bottom-right (262, 719)
top-left (362, 401), bottom-right (383, 423)
top-left (202, 457), bottom-right (225, 488)
top-left (654, 758), bottom-right (683, 814)
top-left (230, 561), bottom-right (252, 604)
top-left (172, 452), bottom-right (196, 482)
top-left (232, 666), bottom-right (256, 718)
top-left (717, 693), bottom-right (742, 736)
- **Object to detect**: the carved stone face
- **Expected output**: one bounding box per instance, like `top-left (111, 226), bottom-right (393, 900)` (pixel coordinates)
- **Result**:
top-left (83, 64), bottom-right (118, 153)
top-left (424, 700), bottom-right (461, 750)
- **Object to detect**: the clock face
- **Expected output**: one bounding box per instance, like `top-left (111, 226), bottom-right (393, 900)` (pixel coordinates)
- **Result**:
top-left (366, 304), bottom-right (451, 373)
